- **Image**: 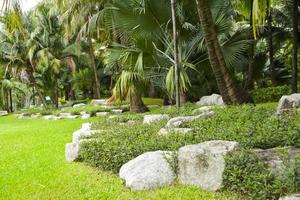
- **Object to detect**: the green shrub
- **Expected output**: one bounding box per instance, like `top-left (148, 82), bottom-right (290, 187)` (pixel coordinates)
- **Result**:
top-left (223, 150), bottom-right (300, 200)
top-left (250, 85), bottom-right (291, 103)
top-left (186, 105), bottom-right (300, 149)
top-left (80, 105), bottom-right (300, 174)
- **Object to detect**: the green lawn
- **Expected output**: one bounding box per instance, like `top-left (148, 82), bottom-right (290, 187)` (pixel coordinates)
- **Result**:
top-left (0, 115), bottom-right (234, 200)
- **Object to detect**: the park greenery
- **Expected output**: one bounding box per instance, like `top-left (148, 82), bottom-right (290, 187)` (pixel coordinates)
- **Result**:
top-left (0, 0), bottom-right (299, 199)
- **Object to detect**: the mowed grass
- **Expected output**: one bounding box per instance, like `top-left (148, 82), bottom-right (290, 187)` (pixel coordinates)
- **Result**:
top-left (0, 115), bottom-right (234, 200)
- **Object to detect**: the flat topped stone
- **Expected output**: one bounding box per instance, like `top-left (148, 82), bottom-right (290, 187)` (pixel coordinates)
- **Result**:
top-left (279, 194), bottom-right (300, 200)
top-left (158, 128), bottom-right (193, 136)
top-left (178, 140), bottom-right (240, 191)
top-left (166, 111), bottom-right (215, 128)
top-left (96, 112), bottom-right (110, 117)
top-left (0, 111), bottom-right (8, 116)
top-left (119, 151), bottom-right (176, 191)
top-left (143, 114), bottom-right (170, 124)
top-left (91, 99), bottom-right (108, 106)
top-left (196, 94), bottom-right (225, 107)
top-left (73, 103), bottom-right (86, 108)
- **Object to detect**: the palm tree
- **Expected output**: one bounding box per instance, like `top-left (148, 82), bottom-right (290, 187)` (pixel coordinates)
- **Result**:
top-left (58, 0), bottom-right (103, 99)
top-left (291, 0), bottom-right (299, 93)
top-left (195, 0), bottom-right (252, 104)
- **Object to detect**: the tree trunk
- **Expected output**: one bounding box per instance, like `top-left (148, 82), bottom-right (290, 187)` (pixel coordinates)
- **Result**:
top-left (87, 35), bottom-right (101, 99)
top-left (32, 87), bottom-right (36, 106)
top-left (9, 89), bottom-right (13, 112)
top-left (130, 89), bottom-right (149, 113)
top-left (195, 0), bottom-right (252, 104)
top-left (291, 0), bottom-right (299, 93)
top-left (245, 0), bottom-right (255, 90)
top-left (171, 0), bottom-right (181, 108)
top-left (267, 5), bottom-right (277, 86)
top-left (28, 64), bottom-right (48, 108)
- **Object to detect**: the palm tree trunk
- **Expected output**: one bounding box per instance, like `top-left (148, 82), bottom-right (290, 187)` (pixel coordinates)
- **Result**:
top-left (195, 0), bottom-right (252, 104)
top-left (9, 89), bottom-right (13, 112)
top-left (245, 0), bottom-right (255, 90)
top-left (87, 35), bottom-right (101, 99)
top-left (28, 64), bottom-right (48, 108)
top-left (291, 0), bottom-right (298, 93)
top-left (171, 0), bottom-right (181, 108)
top-left (267, 5), bottom-right (277, 86)
top-left (129, 89), bottom-right (149, 113)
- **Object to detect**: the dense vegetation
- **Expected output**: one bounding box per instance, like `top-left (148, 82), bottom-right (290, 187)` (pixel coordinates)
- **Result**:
top-left (0, 0), bottom-right (299, 112)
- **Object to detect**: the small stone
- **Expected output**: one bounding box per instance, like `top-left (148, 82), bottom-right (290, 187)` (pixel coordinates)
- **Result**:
top-left (192, 106), bottom-right (214, 114)
top-left (0, 111), bottom-right (8, 117)
top-left (81, 114), bottom-right (91, 119)
top-left (73, 103), bottom-right (86, 108)
top-left (279, 194), bottom-right (300, 200)
top-left (166, 111), bottom-right (215, 128)
top-left (196, 94), bottom-right (225, 107)
top-left (111, 109), bottom-right (123, 114)
top-left (158, 128), bottom-right (193, 136)
top-left (90, 99), bottom-right (108, 106)
top-left (96, 112), bottom-right (110, 117)
top-left (143, 114), bottom-right (170, 124)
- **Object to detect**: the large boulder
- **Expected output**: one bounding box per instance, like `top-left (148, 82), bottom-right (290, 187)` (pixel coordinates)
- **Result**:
top-left (178, 140), bottom-right (240, 191)
top-left (277, 94), bottom-right (300, 115)
top-left (119, 151), bottom-right (176, 191)
top-left (0, 111), bottom-right (8, 117)
top-left (279, 194), bottom-right (300, 200)
top-left (143, 114), bottom-right (170, 124)
top-left (166, 111), bottom-right (215, 128)
top-left (196, 94), bottom-right (225, 107)
top-left (91, 99), bottom-right (108, 106)
top-left (253, 147), bottom-right (300, 176)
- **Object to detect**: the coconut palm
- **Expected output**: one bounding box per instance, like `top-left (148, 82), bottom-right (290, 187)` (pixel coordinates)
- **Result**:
top-left (195, 0), bottom-right (252, 104)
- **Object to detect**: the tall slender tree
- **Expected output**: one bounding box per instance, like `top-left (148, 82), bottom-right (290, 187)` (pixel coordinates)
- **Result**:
top-left (291, 0), bottom-right (299, 93)
top-left (195, 0), bottom-right (252, 104)
top-left (170, 0), bottom-right (180, 108)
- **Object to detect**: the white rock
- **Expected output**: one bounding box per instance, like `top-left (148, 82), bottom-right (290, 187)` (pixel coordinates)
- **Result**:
top-left (192, 106), bottom-right (214, 114)
top-left (166, 111), bottom-right (215, 128)
top-left (119, 151), bottom-right (176, 191)
top-left (178, 140), bottom-right (240, 191)
top-left (143, 114), bottom-right (170, 124)
top-left (73, 103), bottom-right (86, 108)
top-left (44, 115), bottom-right (55, 120)
top-left (0, 111), bottom-right (8, 117)
top-left (60, 113), bottom-right (72, 117)
top-left (90, 99), bottom-right (108, 106)
top-left (82, 123), bottom-right (92, 131)
top-left (147, 105), bottom-right (160, 108)
top-left (279, 194), bottom-right (300, 200)
top-left (277, 94), bottom-right (300, 115)
top-left (80, 111), bottom-right (87, 115)
top-left (158, 128), bottom-right (193, 136)
top-left (196, 94), bottom-right (225, 107)
top-left (65, 139), bottom-right (97, 162)
top-left (111, 109), bottom-right (123, 114)
top-left (65, 115), bottom-right (79, 119)
top-left (81, 114), bottom-right (91, 119)
top-left (96, 112), bottom-right (110, 117)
